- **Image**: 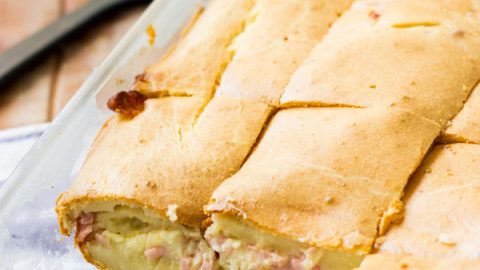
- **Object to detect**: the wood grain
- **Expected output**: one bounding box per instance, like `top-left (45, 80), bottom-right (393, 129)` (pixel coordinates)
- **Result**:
top-left (0, 0), bottom-right (60, 129)
top-left (64, 0), bottom-right (90, 12)
top-left (51, 4), bottom-right (145, 117)
top-left (0, 0), bottom-right (146, 129)
top-left (0, 0), bottom-right (59, 50)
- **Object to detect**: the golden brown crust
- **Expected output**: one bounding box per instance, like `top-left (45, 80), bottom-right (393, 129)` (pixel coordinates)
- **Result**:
top-left (57, 95), bottom-right (271, 268)
top-left (216, 0), bottom-right (353, 106)
top-left (282, 0), bottom-right (480, 124)
top-left (56, 96), bottom-right (271, 231)
top-left (57, 1), bottom-right (359, 268)
top-left (207, 107), bottom-right (440, 253)
top-left (378, 144), bottom-right (480, 259)
top-left (356, 254), bottom-right (480, 270)
top-left (135, 0), bottom-right (255, 98)
top-left (56, 1), bottom-right (480, 268)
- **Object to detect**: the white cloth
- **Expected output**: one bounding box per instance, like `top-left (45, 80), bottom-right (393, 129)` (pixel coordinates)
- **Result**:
top-left (0, 124), bottom-right (48, 183)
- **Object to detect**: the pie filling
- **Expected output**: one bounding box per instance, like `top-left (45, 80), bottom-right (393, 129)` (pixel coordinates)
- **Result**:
top-left (205, 214), bottom-right (363, 270)
top-left (70, 203), bottom-right (217, 270)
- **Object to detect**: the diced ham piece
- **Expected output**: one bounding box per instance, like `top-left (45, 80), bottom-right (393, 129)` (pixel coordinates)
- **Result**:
top-left (77, 223), bottom-right (94, 242)
top-left (144, 246), bottom-right (168, 261)
top-left (270, 252), bottom-right (288, 266)
top-left (181, 258), bottom-right (191, 270)
top-left (215, 235), bottom-right (226, 245)
top-left (79, 212), bottom-right (95, 225)
top-left (199, 259), bottom-right (214, 270)
top-left (76, 212), bottom-right (96, 243)
top-left (244, 243), bottom-right (321, 270)
top-left (290, 257), bottom-right (306, 270)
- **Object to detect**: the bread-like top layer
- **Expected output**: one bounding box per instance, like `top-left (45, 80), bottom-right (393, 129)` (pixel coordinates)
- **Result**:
top-left (442, 84), bottom-right (480, 144)
top-left (57, 96), bottom-right (271, 230)
top-left (216, 0), bottom-right (353, 106)
top-left (356, 254), bottom-right (480, 270)
top-left (378, 143), bottom-right (480, 259)
top-left (207, 107), bottom-right (440, 253)
top-left (138, 0), bottom-right (356, 104)
top-left (282, 0), bottom-right (480, 124)
top-left (137, 0), bottom-right (254, 98)
top-left (59, 0), bottom-right (358, 232)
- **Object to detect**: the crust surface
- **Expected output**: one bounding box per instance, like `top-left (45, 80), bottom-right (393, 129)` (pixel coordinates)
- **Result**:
top-left (281, 0), bottom-right (480, 124)
top-left (216, 0), bottom-right (353, 106)
top-left (378, 144), bottom-right (480, 259)
top-left (136, 0), bottom-right (255, 98)
top-left (58, 0), bottom-right (355, 236)
top-left (208, 107), bottom-right (440, 254)
top-left (57, 96), bottom-right (271, 231)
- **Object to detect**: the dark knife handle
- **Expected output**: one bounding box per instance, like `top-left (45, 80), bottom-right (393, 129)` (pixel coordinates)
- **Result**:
top-left (0, 0), bottom-right (149, 88)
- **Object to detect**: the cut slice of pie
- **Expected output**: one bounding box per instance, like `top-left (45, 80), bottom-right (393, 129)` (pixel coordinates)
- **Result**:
top-left (205, 107), bottom-right (440, 270)
top-left (56, 96), bottom-right (271, 270)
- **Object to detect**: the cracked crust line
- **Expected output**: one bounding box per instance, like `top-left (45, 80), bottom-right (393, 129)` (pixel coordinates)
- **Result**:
top-left (448, 78), bottom-right (480, 122)
top-left (189, 2), bottom-right (261, 129)
top-left (439, 78), bottom-right (480, 144)
top-left (233, 2), bottom-right (359, 175)
top-left (238, 106), bottom-right (277, 168)
top-left (278, 94), bottom-right (447, 129)
top-left (203, 0), bottom-right (480, 265)
top-left (111, 1), bottom-right (259, 125)
top-left (356, 60), bottom-right (480, 250)
top-left (437, 133), bottom-right (472, 144)
top-left (371, 133), bottom-right (440, 250)
top-left (278, 103), bottom-right (441, 131)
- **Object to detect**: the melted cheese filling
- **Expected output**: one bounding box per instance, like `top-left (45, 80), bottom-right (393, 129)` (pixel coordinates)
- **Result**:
top-left (73, 204), bottom-right (216, 270)
top-left (205, 214), bottom-right (363, 270)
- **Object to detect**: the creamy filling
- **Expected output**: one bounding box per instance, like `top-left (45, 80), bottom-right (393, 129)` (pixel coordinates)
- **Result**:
top-left (73, 205), bottom-right (216, 270)
top-left (205, 214), bottom-right (363, 270)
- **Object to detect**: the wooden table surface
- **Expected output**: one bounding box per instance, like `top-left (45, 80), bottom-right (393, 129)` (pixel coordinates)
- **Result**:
top-left (0, 0), bottom-right (147, 130)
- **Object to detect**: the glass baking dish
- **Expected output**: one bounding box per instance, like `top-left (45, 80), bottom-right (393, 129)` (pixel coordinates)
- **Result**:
top-left (0, 0), bottom-right (203, 268)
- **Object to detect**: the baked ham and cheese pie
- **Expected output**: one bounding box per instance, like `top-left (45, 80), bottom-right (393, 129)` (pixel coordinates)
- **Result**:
top-left (56, 0), bottom-right (354, 269)
top-left (205, 108), bottom-right (440, 270)
top-left (355, 254), bottom-right (480, 270)
top-left (56, 96), bottom-right (271, 269)
top-left (56, 0), bottom-right (480, 269)
top-left (377, 143), bottom-right (480, 259)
